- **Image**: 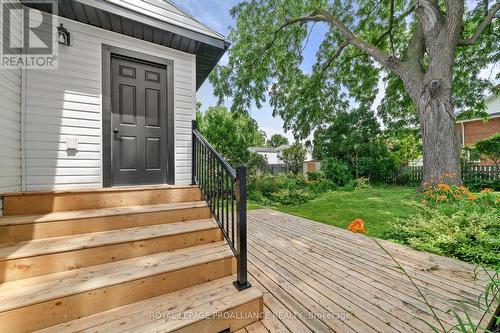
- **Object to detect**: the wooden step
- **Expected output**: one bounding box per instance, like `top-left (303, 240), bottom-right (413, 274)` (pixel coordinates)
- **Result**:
top-left (1, 185), bottom-right (203, 216)
top-left (0, 219), bottom-right (223, 282)
top-left (35, 276), bottom-right (263, 333)
top-left (0, 201), bottom-right (211, 242)
top-left (0, 241), bottom-right (236, 333)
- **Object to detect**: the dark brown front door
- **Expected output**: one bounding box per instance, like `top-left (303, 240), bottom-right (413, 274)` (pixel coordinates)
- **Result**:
top-left (110, 56), bottom-right (168, 186)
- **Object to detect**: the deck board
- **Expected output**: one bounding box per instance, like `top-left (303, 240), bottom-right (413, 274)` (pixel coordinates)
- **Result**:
top-left (244, 209), bottom-right (496, 333)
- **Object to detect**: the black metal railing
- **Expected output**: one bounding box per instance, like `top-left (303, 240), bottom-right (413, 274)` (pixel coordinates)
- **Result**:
top-left (191, 120), bottom-right (251, 290)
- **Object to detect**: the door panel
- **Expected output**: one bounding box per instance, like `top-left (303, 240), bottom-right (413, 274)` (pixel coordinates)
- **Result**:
top-left (120, 136), bottom-right (137, 171)
top-left (111, 56), bottom-right (168, 186)
top-left (119, 85), bottom-right (137, 125)
top-left (145, 89), bottom-right (160, 127)
top-left (146, 137), bottom-right (161, 170)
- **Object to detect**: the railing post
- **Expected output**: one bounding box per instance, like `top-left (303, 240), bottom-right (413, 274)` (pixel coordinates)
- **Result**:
top-left (234, 166), bottom-right (251, 290)
top-left (191, 120), bottom-right (197, 185)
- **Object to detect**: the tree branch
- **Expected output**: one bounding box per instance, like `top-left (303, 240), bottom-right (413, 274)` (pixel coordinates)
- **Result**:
top-left (301, 22), bottom-right (317, 52)
top-left (250, 16), bottom-right (308, 68)
top-left (281, 9), bottom-right (408, 78)
top-left (373, 5), bottom-right (415, 46)
top-left (457, 2), bottom-right (500, 46)
top-left (388, 0), bottom-right (396, 54)
top-left (403, 22), bottom-right (426, 102)
top-left (414, 0), bottom-right (444, 43)
top-left (321, 41), bottom-right (349, 75)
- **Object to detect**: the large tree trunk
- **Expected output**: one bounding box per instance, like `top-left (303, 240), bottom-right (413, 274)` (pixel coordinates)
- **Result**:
top-left (418, 81), bottom-right (462, 186)
top-left (408, 0), bottom-right (465, 187)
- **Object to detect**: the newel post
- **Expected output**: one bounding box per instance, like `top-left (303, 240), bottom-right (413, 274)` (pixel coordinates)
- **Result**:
top-left (191, 120), bottom-right (197, 185)
top-left (234, 166), bottom-right (251, 290)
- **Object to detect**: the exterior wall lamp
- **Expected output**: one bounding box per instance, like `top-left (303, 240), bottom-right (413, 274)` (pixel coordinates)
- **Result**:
top-left (57, 24), bottom-right (71, 46)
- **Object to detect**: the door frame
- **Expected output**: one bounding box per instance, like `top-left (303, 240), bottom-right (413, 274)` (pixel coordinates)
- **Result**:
top-left (102, 44), bottom-right (175, 187)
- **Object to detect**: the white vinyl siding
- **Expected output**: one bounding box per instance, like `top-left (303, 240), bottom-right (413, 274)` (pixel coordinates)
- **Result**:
top-left (485, 95), bottom-right (500, 115)
top-left (0, 1), bottom-right (22, 213)
top-left (23, 15), bottom-right (196, 191)
top-left (0, 67), bottom-right (22, 213)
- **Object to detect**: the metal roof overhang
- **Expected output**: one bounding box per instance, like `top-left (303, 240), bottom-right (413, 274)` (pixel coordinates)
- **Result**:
top-left (20, 0), bottom-right (229, 90)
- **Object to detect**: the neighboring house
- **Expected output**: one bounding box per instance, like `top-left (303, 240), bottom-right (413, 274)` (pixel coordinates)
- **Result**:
top-left (249, 145), bottom-right (313, 164)
top-left (456, 90), bottom-right (500, 165)
top-left (249, 147), bottom-right (283, 164)
top-left (0, 1), bottom-right (262, 331)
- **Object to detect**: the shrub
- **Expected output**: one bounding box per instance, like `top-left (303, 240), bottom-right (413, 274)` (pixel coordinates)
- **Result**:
top-left (307, 179), bottom-right (336, 194)
top-left (248, 173), bottom-right (308, 205)
top-left (463, 177), bottom-right (500, 192)
top-left (248, 172), bottom-right (333, 206)
top-left (248, 174), bottom-right (281, 199)
top-left (269, 188), bottom-right (310, 205)
top-left (342, 181), bottom-right (356, 191)
top-left (322, 157), bottom-right (352, 186)
top-left (305, 172), bottom-right (335, 194)
top-left (306, 171), bottom-right (323, 181)
top-left (474, 133), bottom-right (500, 168)
top-left (419, 183), bottom-right (497, 205)
top-left (343, 177), bottom-right (373, 191)
top-left (388, 186), bottom-right (500, 267)
top-left (352, 177), bottom-right (372, 191)
top-left (398, 169), bottom-right (421, 186)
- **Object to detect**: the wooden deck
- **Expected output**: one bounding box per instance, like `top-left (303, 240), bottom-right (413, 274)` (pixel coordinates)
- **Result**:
top-left (240, 209), bottom-right (496, 333)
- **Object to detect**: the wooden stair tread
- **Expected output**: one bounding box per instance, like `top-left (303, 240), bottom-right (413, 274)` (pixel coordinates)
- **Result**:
top-left (0, 241), bottom-right (234, 312)
top-left (34, 275), bottom-right (263, 333)
top-left (2, 186), bottom-right (203, 216)
top-left (0, 218), bottom-right (219, 261)
top-left (0, 201), bottom-right (208, 227)
top-left (0, 185), bottom-right (198, 197)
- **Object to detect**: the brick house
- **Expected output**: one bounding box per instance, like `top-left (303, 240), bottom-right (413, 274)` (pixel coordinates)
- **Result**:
top-left (456, 91), bottom-right (500, 166)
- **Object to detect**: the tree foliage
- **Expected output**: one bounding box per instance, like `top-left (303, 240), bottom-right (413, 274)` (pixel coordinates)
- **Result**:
top-left (212, 0), bottom-right (498, 133)
top-left (267, 133), bottom-right (289, 147)
top-left (387, 130), bottom-right (423, 167)
top-left (322, 157), bottom-right (352, 186)
top-left (475, 133), bottom-right (500, 167)
top-left (211, 0), bottom-right (499, 185)
top-left (247, 152), bottom-right (269, 175)
top-left (279, 142), bottom-right (306, 174)
top-left (313, 108), bottom-right (397, 179)
top-left (196, 106), bottom-right (266, 166)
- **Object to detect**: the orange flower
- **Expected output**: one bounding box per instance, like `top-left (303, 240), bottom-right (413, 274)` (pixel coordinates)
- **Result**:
top-left (348, 219), bottom-right (366, 234)
top-left (421, 199), bottom-right (428, 205)
top-left (480, 188), bottom-right (493, 193)
top-left (458, 185), bottom-right (470, 193)
top-left (437, 183), bottom-right (451, 192)
top-left (467, 194), bottom-right (478, 201)
top-left (436, 194), bottom-right (448, 202)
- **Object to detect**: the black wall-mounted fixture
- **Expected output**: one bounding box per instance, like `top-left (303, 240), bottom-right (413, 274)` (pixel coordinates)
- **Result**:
top-left (57, 24), bottom-right (71, 46)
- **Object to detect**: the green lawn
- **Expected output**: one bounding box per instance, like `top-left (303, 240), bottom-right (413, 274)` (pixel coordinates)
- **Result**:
top-left (259, 185), bottom-right (419, 238)
top-left (247, 202), bottom-right (265, 210)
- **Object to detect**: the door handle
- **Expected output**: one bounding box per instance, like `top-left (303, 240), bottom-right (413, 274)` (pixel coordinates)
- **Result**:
top-left (113, 128), bottom-right (120, 139)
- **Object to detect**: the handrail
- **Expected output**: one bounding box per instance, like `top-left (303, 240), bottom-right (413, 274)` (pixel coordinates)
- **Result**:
top-left (191, 120), bottom-right (251, 290)
top-left (192, 129), bottom-right (236, 179)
